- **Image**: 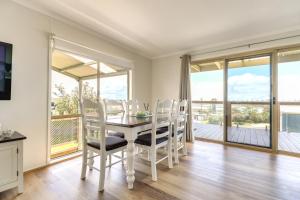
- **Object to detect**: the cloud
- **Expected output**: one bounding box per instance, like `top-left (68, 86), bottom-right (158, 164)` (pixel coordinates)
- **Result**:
top-left (278, 75), bottom-right (300, 101)
top-left (228, 73), bottom-right (270, 101)
top-left (191, 80), bottom-right (223, 100)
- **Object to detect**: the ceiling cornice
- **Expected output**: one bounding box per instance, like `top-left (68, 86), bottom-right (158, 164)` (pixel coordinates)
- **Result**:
top-left (11, 0), bottom-right (155, 59)
top-left (151, 26), bottom-right (300, 60)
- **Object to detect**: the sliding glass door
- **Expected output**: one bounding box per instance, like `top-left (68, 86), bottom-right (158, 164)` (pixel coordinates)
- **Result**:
top-left (191, 60), bottom-right (224, 142)
top-left (225, 55), bottom-right (272, 148)
top-left (190, 45), bottom-right (300, 153)
top-left (277, 48), bottom-right (300, 154)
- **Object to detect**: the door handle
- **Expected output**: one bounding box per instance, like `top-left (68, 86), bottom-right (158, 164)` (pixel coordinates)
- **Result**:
top-left (272, 97), bottom-right (276, 105)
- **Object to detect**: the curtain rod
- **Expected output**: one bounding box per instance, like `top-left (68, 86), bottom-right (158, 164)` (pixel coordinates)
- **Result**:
top-left (189, 34), bottom-right (300, 57)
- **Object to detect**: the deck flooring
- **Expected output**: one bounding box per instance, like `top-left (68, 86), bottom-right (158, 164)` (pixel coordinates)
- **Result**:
top-left (193, 122), bottom-right (300, 153)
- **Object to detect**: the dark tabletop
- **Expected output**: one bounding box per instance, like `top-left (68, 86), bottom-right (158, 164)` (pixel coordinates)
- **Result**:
top-left (0, 131), bottom-right (27, 144)
top-left (106, 115), bottom-right (152, 128)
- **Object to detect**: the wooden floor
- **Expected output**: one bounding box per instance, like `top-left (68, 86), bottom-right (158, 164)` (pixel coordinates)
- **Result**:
top-left (1, 141), bottom-right (300, 200)
top-left (194, 122), bottom-right (300, 153)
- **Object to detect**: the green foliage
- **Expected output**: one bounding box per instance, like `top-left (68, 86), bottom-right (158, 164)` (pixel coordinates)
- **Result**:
top-left (208, 115), bottom-right (223, 125)
top-left (82, 82), bottom-right (97, 101)
top-left (232, 105), bottom-right (269, 125)
top-left (52, 82), bottom-right (97, 116)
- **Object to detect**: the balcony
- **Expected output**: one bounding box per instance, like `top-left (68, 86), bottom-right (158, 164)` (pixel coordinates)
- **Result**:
top-left (192, 101), bottom-right (300, 153)
top-left (50, 114), bottom-right (82, 159)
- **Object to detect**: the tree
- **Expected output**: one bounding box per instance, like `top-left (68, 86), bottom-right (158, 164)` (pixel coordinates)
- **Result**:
top-left (82, 82), bottom-right (97, 101)
top-left (52, 82), bottom-right (97, 116)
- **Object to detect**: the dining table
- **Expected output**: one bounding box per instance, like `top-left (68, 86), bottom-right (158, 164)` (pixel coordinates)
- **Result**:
top-left (105, 115), bottom-right (152, 189)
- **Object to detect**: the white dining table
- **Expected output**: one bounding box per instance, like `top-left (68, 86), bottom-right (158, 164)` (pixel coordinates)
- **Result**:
top-left (105, 116), bottom-right (152, 189)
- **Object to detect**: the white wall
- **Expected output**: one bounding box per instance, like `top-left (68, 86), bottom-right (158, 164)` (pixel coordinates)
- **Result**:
top-left (151, 34), bottom-right (300, 108)
top-left (0, 1), bottom-right (151, 171)
top-left (151, 55), bottom-right (181, 106)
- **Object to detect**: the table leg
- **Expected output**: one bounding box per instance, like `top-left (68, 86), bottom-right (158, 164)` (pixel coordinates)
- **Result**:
top-left (126, 139), bottom-right (135, 189)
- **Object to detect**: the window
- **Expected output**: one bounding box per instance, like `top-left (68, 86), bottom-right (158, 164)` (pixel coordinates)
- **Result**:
top-left (191, 61), bottom-right (224, 141)
top-left (100, 74), bottom-right (128, 100)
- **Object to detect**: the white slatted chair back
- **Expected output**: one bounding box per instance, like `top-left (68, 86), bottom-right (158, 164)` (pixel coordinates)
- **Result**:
top-left (172, 99), bottom-right (188, 163)
top-left (81, 98), bottom-right (106, 149)
top-left (126, 99), bottom-right (139, 115)
top-left (152, 99), bottom-right (173, 145)
top-left (103, 99), bottom-right (125, 119)
top-left (175, 100), bottom-right (188, 134)
top-left (171, 100), bottom-right (179, 118)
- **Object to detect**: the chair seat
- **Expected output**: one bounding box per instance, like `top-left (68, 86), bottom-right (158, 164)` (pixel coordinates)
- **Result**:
top-left (156, 127), bottom-right (169, 134)
top-left (135, 133), bottom-right (168, 146)
top-left (87, 136), bottom-right (128, 151)
top-left (157, 126), bottom-right (183, 136)
top-left (108, 131), bottom-right (125, 138)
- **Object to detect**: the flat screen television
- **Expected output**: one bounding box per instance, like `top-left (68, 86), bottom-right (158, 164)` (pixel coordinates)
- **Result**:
top-left (0, 42), bottom-right (12, 100)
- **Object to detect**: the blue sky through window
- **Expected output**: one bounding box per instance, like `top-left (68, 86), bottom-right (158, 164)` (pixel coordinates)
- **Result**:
top-left (228, 65), bottom-right (270, 101)
top-left (191, 60), bottom-right (300, 102)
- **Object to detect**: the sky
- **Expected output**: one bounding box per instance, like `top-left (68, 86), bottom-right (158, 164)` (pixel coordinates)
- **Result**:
top-left (52, 59), bottom-right (300, 102)
top-left (191, 61), bottom-right (300, 102)
top-left (51, 71), bottom-right (127, 100)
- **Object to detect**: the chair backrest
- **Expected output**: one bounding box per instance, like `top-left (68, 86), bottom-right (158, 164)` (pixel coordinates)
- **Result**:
top-left (171, 100), bottom-right (179, 117)
top-left (151, 99), bottom-right (173, 146)
top-left (81, 98), bottom-right (106, 148)
top-left (125, 99), bottom-right (139, 115)
top-left (103, 99), bottom-right (125, 119)
top-left (174, 99), bottom-right (188, 135)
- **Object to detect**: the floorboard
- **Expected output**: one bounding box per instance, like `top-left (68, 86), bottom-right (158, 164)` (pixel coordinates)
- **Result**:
top-left (1, 141), bottom-right (300, 200)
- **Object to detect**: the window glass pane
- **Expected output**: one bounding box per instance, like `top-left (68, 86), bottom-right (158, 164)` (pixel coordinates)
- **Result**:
top-left (82, 79), bottom-right (97, 101)
top-left (51, 70), bottom-right (79, 116)
top-left (191, 61), bottom-right (224, 141)
top-left (191, 61), bottom-right (224, 101)
top-left (278, 48), bottom-right (300, 153)
top-left (227, 55), bottom-right (271, 148)
top-left (228, 56), bottom-right (271, 102)
top-left (100, 74), bottom-right (128, 100)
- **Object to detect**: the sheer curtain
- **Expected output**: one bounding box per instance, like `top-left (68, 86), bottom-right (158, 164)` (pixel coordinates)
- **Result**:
top-left (179, 55), bottom-right (194, 142)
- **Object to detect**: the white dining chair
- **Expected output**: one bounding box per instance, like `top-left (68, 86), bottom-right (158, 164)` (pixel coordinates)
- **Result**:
top-left (103, 99), bottom-right (127, 165)
top-left (80, 98), bottom-right (128, 192)
top-left (173, 100), bottom-right (188, 164)
top-left (125, 99), bottom-right (139, 115)
top-left (103, 99), bottom-right (126, 139)
top-left (104, 99), bottom-right (125, 117)
top-left (134, 99), bottom-right (173, 181)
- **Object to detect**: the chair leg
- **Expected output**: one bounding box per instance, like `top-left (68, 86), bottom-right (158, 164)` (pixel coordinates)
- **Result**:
top-left (109, 154), bottom-right (112, 167)
top-left (183, 137), bottom-right (188, 156)
top-left (147, 150), bottom-right (150, 161)
top-left (99, 154), bottom-right (106, 192)
top-left (150, 149), bottom-right (157, 181)
top-left (81, 147), bottom-right (88, 179)
top-left (88, 151), bottom-right (94, 170)
top-left (168, 141), bottom-right (173, 168)
top-left (121, 150), bottom-right (124, 165)
top-left (174, 139), bottom-right (179, 164)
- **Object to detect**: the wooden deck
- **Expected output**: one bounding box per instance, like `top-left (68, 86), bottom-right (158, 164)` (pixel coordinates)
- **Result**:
top-left (193, 122), bottom-right (300, 153)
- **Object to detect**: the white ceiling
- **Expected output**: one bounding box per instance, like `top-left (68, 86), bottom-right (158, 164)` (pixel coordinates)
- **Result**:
top-left (13, 0), bottom-right (300, 59)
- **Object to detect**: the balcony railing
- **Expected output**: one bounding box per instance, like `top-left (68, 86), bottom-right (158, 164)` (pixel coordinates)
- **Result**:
top-left (192, 100), bottom-right (300, 131)
top-left (50, 114), bottom-right (82, 159)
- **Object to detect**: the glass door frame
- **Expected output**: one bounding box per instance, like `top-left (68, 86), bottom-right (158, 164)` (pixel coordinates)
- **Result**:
top-left (192, 44), bottom-right (300, 154)
top-left (223, 53), bottom-right (275, 150)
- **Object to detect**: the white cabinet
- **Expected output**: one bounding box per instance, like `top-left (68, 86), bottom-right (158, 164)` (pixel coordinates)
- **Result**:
top-left (0, 134), bottom-right (25, 194)
top-left (0, 143), bottom-right (18, 186)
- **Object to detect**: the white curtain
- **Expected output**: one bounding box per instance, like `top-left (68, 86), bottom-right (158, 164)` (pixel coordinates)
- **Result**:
top-left (179, 55), bottom-right (194, 142)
